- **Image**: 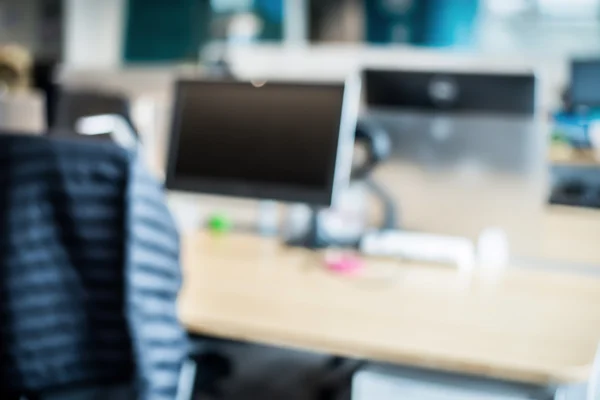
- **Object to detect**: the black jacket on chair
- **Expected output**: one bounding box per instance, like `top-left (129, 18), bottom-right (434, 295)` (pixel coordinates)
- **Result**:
top-left (0, 134), bottom-right (187, 399)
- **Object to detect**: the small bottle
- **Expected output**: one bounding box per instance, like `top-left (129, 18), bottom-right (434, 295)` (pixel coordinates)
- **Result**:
top-left (477, 227), bottom-right (510, 271)
top-left (258, 200), bottom-right (279, 236)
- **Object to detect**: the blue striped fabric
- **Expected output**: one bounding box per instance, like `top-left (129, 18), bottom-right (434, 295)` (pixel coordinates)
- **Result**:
top-left (0, 134), bottom-right (187, 399)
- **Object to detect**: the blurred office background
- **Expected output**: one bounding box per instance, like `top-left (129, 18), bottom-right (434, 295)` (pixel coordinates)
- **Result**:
top-left (3, 0), bottom-right (599, 107)
top-left (3, 2), bottom-right (598, 109)
top-left (2, 2), bottom-right (600, 398)
top-left (0, 0), bottom-right (595, 168)
top-left (2, 0), bottom-right (600, 256)
top-left (4, 0), bottom-right (600, 62)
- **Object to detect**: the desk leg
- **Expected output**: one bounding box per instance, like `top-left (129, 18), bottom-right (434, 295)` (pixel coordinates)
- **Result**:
top-left (586, 344), bottom-right (600, 400)
top-left (177, 343), bottom-right (234, 400)
top-left (317, 357), bottom-right (365, 400)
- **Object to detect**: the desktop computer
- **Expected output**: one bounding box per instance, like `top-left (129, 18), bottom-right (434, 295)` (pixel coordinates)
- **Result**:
top-left (165, 78), bottom-right (361, 246)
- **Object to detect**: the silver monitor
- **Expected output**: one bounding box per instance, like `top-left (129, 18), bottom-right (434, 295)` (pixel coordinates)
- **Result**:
top-left (166, 78), bottom-right (360, 207)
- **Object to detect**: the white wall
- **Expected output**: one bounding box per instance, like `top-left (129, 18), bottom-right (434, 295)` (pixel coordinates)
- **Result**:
top-left (63, 0), bottom-right (125, 67)
top-left (478, 14), bottom-right (600, 59)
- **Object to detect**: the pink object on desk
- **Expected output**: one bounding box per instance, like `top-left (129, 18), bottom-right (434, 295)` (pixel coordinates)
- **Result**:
top-left (324, 253), bottom-right (364, 275)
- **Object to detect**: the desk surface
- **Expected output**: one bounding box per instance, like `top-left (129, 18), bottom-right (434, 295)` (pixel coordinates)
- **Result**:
top-left (179, 215), bottom-right (600, 385)
top-left (549, 145), bottom-right (600, 167)
top-left (537, 206), bottom-right (600, 267)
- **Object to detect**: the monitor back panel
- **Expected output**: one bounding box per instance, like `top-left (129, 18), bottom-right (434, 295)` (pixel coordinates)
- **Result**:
top-left (364, 70), bottom-right (546, 258)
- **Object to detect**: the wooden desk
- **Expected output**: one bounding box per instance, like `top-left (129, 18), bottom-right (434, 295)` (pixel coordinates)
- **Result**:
top-left (179, 227), bottom-right (600, 386)
top-left (537, 206), bottom-right (600, 267)
top-left (549, 145), bottom-right (600, 167)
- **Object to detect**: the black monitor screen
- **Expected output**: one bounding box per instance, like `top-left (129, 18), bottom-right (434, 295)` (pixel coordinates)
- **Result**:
top-left (167, 80), bottom-right (349, 204)
top-left (571, 60), bottom-right (600, 107)
top-left (364, 69), bottom-right (535, 115)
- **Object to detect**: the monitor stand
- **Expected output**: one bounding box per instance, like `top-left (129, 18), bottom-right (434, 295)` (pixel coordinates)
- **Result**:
top-left (285, 207), bottom-right (329, 250)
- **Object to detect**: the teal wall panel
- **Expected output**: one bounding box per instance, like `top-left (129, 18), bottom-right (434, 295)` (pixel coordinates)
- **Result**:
top-left (124, 0), bottom-right (209, 63)
top-left (124, 0), bottom-right (283, 63)
top-left (254, 0), bottom-right (283, 40)
top-left (365, 0), bottom-right (421, 44)
top-left (365, 0), bottom-right (479, 48)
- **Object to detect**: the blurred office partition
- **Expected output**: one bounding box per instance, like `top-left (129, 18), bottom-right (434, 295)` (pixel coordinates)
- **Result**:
top-left (364, 69), bottom-right (547, 259)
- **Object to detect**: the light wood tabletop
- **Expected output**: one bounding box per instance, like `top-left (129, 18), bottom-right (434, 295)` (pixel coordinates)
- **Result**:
top-left (535, 205), bottom-right (600, 267)
top-left (178, 222), bottom-right (600, 386)
top-left (549, 145), bottom-right (600, 167)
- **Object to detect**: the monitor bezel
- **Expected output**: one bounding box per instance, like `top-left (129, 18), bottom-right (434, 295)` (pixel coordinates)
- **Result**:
top-left (165, 77), bottom-right (360, 206)
top-left (362, 68), bottom-right (537, 116)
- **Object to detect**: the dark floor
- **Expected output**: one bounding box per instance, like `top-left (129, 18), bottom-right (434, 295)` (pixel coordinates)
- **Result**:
top-left (194, 341), bottom-right (355, 400)
top-left (191, 341), bottom-right (566, 400)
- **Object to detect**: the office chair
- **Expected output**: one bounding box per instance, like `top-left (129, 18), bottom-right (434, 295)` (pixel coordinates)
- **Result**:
top-left (32, 59), bottom-right (59, 127)
top-left (51, 89), bottom-right (138, 140)
top-left (0, 133), bottom-right (186, 399)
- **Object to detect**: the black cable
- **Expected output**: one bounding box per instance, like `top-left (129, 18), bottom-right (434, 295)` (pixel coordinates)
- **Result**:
top-left (365, 176), bottom-right (399, 231)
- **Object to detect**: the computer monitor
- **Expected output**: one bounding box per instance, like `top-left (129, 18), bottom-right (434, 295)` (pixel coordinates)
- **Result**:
top-left (166, 78), bottom-right (360, 206)
top-left (362, 69), bottom-right (545, 259)
top-left (570, 58), bottom-right (600, 109)
top-left (364, 69), bottom-right (535, 114)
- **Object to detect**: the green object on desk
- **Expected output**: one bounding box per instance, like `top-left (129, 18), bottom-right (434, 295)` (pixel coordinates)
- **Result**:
top-left (207, 213), bottom-right (232, 233)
